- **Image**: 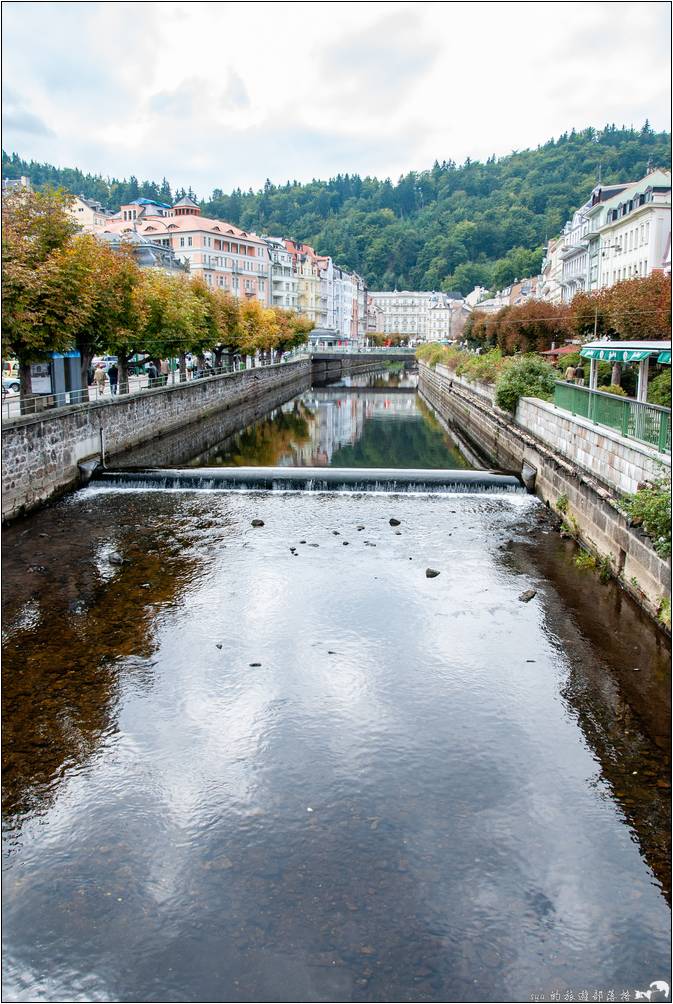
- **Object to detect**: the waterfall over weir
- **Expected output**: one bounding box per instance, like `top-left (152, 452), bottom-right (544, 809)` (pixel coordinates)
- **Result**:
top-left (95, 466), bottom-right (524, 494)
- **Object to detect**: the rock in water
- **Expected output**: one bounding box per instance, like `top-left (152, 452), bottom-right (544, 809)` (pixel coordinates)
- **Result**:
top-left (108, 551), bottom-right (124, 566)
top-left (425, 568), bottom-right (440, 578)
top-left (389, 518), bottom-right (401, 526)
top-left (251, 519), bottom-right (264, 527)
top-left (518, 589), bottom-right (537, 603)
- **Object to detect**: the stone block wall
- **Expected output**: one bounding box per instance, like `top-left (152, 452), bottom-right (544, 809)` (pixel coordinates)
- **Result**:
top-left (517, 397), bottom-right (669, 495)
top-left (2, 360), bottom-right (310, 521)
top-left (435, 365), bottom-right (670, 496)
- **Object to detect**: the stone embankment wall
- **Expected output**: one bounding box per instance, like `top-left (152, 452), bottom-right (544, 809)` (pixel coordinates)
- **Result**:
top-left (2, 360), bottom-right (310, 521)
top-left (419, 362), bottom-right (671, 624)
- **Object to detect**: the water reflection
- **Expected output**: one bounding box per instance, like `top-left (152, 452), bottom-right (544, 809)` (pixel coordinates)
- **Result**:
top-left (188, 387), bottom-right (469, 470)
top-left (503, 531), bottom-right (671, 900)
top-left (2, 490), bottom-right (670, 1002)
top-left (2, 495), bottom-right (206, 830)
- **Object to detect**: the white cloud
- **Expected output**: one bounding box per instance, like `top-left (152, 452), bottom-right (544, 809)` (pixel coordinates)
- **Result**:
top-left (1, 1), bottom-right (670, 194)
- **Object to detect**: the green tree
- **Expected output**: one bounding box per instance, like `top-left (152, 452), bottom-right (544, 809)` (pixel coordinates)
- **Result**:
top-left (2, 187), bottom-right (83, 401)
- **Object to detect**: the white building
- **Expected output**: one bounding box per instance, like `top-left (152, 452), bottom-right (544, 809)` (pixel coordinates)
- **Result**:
top-left (464, 286), bottom-right (491, 309)
top-left (538, 237), bottom-right (565, 303)
top-left (584, 169), bottom-right (671, 290)
top-left (354, 274), bottom-right (367, 341)
top-left (367, 291), bottom-right (465, 342)
top-left (265, 236), bottom-right (297, 311)
top-left (538, 170), bottom-right (671, 302)
top-left (317, 256), bottom-right (335, 330)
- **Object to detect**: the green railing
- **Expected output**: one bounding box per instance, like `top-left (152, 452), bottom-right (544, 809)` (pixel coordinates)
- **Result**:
top-left (554, 382), bottom-right (671, 453)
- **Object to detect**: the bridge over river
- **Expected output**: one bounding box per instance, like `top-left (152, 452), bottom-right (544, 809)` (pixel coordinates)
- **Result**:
top-left (2, 368), bottom-right (670, 1003)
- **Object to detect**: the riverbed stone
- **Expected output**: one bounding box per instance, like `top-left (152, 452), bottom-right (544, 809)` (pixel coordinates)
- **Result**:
top-left (251, 519), bottom-right (264, 527)
top-left (518, 589), bottom-right (537, 602)
top-left (108, 551), bottom-right (124, 565)
top-left (426, 568), bottom-right (440, 578)
top-left (389, 518), bottom-right (401, 526)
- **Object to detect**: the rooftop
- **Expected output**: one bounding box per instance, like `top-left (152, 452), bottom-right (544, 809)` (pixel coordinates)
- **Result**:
top-left (600, 169), bottom-right (671, 214)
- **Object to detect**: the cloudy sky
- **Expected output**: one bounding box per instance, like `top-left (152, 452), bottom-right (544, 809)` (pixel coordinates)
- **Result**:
top-left (2, 1), bottom-right (670, 197)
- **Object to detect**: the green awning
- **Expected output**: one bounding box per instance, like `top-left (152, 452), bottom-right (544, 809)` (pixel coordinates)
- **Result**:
top-left (581, 347), bottom-right (652, 362)
top-left (657, 351), bottom-right (671, 365)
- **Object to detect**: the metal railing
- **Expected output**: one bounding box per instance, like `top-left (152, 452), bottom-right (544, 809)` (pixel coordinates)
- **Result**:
top-left (554, 381), bottom-right (671, 453)
top-left (1, 351), bottom-right (309, 421)
top-left (307, 345), bottom-right (416, 355)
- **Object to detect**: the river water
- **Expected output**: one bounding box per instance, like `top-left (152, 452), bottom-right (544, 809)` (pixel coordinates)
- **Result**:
top-left (2, 373), bottom-right (670, 1002)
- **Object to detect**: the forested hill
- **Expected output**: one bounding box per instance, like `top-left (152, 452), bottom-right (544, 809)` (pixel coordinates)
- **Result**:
top-left (3, 124), bottom-right (669, 293)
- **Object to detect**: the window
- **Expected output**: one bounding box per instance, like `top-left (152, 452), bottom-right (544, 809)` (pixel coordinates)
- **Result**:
top-left (644, 259), bottom-right (648, 274)
top-left (180, 237), bottom-right (185, 247)
top-left (188, 237), bottom-right (193, 247)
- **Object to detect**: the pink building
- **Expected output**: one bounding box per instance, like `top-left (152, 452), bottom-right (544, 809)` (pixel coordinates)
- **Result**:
top-left (97, 196), bottom-right (271, 304)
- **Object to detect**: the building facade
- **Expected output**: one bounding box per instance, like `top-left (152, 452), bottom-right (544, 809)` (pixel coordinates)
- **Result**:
top-left (367, 291), bottom-right (465, 342)
top-left (538, 169), bottom-right (671, 302)
top-left (585, 170), bottom-right (671, 290)
top-left (265, 236), bottom-right (297, 311)
top-left (68, 194), bottom-right (114, 231)
top-left (283, 240), bottom-right (322, 323)
top-left (97, 196), bottom-right (271, 303)
top-left (538, 237), bottom-right (565, 303)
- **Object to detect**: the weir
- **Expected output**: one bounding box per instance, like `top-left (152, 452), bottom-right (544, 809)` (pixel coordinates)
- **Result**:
top-left (95, 465), bottom-right (524, 494)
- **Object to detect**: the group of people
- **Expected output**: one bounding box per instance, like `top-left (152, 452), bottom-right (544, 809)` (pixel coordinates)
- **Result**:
top-left (146, 359), bottom-right (170, 387)
top-left (564, 362), bottom-right (586, 386)
top-left (88, 355), bottom-right (220, 396)
top-left (91, 362), bottom-right (119, 395)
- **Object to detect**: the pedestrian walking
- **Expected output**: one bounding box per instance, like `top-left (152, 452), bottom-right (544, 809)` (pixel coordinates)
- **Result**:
top-left (574, 364), bottom-right (585, 387)
top-left (564, 364), bottom-right (576, 383)
top-left (146, 361), bottom-right (158, 386)
top-left (93, 363), bottom-right (107, 395)
top-left (160, 359), bottom-right (169, 386)
top-left (108, 363), bottom-right (119, 395)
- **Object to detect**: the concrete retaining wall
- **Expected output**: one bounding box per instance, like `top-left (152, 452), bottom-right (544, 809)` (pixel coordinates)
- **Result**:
top-left (420, 363), bottom-right (671, 625)
top-left (2, 360), bottom-right (310, 521)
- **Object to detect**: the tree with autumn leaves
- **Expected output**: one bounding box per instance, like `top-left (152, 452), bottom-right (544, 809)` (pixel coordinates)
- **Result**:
top-left (2, 188), bottom-right (313, 402)
top-left (465, 272), bottom-right (671, 363)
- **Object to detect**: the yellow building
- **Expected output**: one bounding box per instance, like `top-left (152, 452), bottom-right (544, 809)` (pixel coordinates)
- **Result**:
top-left (284, 240), bottom-right (321, 323)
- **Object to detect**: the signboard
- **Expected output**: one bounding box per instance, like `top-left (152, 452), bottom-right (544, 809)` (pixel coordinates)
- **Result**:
top-left (580, 347), bottom-right (652, 362)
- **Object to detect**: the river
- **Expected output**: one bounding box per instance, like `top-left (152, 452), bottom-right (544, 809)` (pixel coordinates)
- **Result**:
top-left (2, 371), bottom-right (670, 1002)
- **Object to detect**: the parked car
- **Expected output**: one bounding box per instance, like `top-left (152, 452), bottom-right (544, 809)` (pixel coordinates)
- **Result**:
top-left (91, 355), bottom-right (118, 372)
top-left (3, 359), bottom-right (19, 379)
top-left (2, 376), bottom-right (21, 396)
